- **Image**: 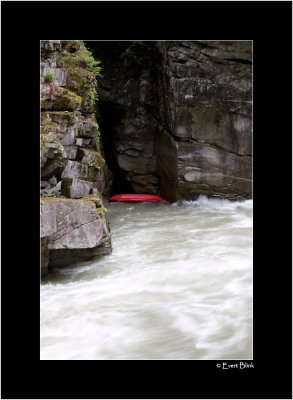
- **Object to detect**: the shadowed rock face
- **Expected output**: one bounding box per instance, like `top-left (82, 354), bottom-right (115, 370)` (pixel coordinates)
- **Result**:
top-left (87, 40), bottom-right (252, 201)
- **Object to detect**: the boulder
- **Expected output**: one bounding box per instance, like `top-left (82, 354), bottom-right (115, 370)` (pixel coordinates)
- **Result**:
top-left (40, 198), bottom-right (111, 274)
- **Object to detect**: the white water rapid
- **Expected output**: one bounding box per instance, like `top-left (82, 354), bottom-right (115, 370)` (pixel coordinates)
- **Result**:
top-left (40, 195), bottom-right (253, 360)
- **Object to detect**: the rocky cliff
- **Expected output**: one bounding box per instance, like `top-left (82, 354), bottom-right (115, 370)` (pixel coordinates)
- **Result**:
top-left (40, 40), bottom-right (111, 277)
top-left (86, 40), bottom-right (252, 201)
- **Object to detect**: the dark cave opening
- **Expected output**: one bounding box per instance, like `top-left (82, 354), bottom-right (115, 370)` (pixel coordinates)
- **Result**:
top-left (85, 40), bottom-right (178, 200)
top-left (98, 100), bottom-right (133, 195)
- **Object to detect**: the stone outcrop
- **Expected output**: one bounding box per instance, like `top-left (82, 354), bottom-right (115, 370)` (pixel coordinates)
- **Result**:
top-left (41, 41), bottom-right (111, 276)
top-left (41, 198), bottom-right (111, 273)
top-left (86, 41), bottom-right (252, 201)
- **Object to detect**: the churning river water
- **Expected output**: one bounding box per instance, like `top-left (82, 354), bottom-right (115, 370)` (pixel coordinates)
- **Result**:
top-left (40, 195), bottom-right (253, 360)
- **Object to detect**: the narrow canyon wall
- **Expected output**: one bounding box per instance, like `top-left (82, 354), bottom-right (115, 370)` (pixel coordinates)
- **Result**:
top-left (40, 40), bottom-right (111, 276)
top-left (87, 40), bottom-right (252, 201)
top-left (159, 41), bottom-right (252, 200)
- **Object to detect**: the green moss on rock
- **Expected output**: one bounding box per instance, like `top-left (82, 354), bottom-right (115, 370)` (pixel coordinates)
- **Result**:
top-left (53, 89), bottom-right (82, 110)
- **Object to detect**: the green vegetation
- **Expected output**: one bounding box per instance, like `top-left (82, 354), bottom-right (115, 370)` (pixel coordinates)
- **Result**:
top-left (60, 41), bottom-right (102, 75)
top-left (92, 59), bottom-right (102, 76)
top-left (53, 40), bottom-right (103, 135)
top-left (89, 86), bottom-right (98, 110)
top-left (58, 41), bottom-right (102, 112)
top-left (43, 71), bottom-right (56, 83)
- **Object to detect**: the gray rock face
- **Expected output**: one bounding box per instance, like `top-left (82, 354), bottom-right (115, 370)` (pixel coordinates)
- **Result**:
top-left (155, 40), bottom-right (252, 200)
top-left (89, 40), bottom-right (252, 200)
top-left (41, 198), bottom-right (111, 274)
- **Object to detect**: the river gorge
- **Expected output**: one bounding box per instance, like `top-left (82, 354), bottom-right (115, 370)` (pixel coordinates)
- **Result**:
top-left (40, 40), bottom-right (252, 361)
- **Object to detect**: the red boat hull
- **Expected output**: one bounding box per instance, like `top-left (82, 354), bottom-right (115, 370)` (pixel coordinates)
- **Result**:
top-left (109, 194), bottom-right (165, 202)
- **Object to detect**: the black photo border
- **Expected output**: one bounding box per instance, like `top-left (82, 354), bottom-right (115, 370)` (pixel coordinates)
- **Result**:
top-left (1, 1), bottom-right (292, 399)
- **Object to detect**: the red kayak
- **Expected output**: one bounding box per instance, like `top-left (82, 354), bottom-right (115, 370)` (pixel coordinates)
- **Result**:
top-left (109, 194), bottom-right (165, 202)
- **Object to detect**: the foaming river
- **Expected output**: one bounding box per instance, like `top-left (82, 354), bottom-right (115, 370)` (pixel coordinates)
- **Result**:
top-left (40, 195), bottom-right (253, 360)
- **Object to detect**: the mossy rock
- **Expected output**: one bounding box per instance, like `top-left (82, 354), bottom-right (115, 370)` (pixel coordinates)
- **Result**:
top-left (52, 89), bottom-right (82, 111)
